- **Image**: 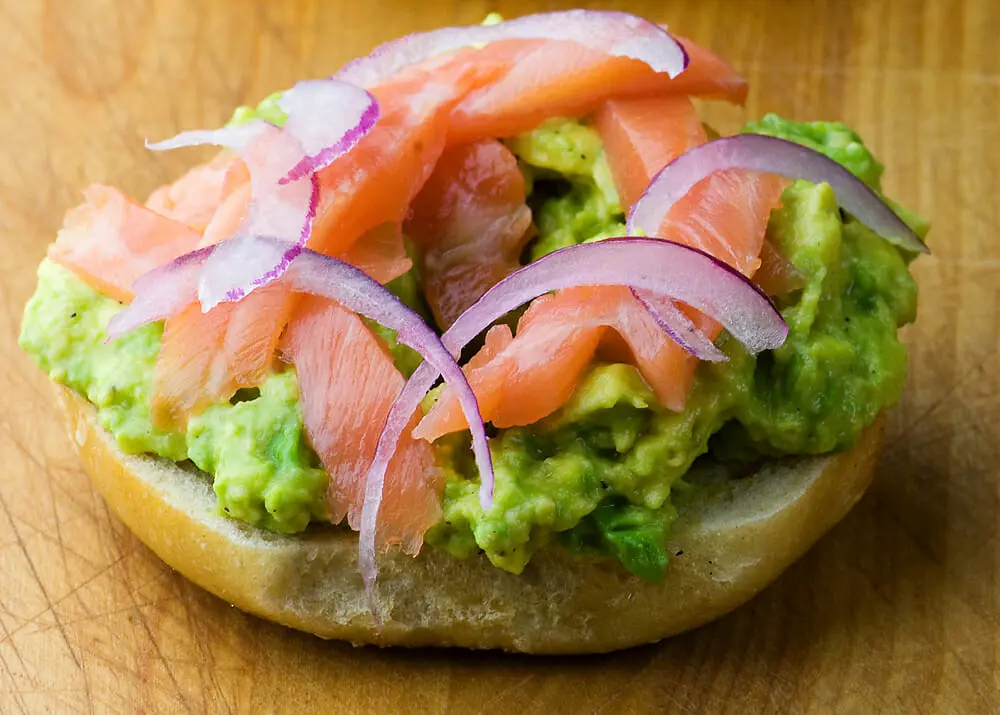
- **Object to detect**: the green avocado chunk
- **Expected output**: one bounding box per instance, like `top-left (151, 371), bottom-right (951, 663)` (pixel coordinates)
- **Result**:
top-left (229, 90), bottom-right (288, 128)
top-left (504, 119), bottom-right (627, 260)
top-left (188, 371), bottom-right (329, 533)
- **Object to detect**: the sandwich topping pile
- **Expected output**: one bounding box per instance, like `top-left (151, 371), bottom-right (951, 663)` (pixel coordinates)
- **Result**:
top-left (20, 11), bottom-right (927, 595)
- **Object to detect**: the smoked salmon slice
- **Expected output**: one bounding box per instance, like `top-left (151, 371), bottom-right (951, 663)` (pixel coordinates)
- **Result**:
top-left (150, 224), bottom-right (411, 429)
top-left (753, 238), bottom-right (805, 296)
top-left (414, 285), bottom-right (680, 440)
top-left (148, 230), bottom-right (410, 430)
top-left (48, 185), bottom-right (202, 303)
top-left (152, 284), bottom-right (298, 430)
top-left (339, 222), bottom-right (413, 286)
top-left (595, 95), bottom-right (785, 275)
top-left (145, 152), bottom-right (249, 234)
top-left (594, 96), bottom-right (707, 210)
top-left (447, 35), bottom-right (747, 144)
top-left (280, 295), bottom-right (441, 554)
top-left (405, 138), bottom-right (532, 329)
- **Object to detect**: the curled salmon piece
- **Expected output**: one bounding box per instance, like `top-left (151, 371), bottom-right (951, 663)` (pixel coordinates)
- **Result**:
top-left (754, 239), bottom-right (806, 296)
top-left (151, 284), bottom-right (297, 430)
top-left (280, 295), bottom-right (442, 554)
top-left (447, 35), bottom-right (746, 143)
top-left (145, 152), bottom-right (249, 234)
top-left (595, 96), bottom-right (707, 210)
top-left (339, 222), bottom-right (413, 286)
top-left (308, 49), bottom-right (515, 259)
top-left (414, 285), bottom-right (680, 440)
top-left (48, 185), bottom-right (202, 303)
top-left (406, 138), bottom-right (532, 329)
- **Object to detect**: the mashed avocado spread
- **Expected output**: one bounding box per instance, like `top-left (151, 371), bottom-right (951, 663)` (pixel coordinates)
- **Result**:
top-left (19, 112), bottom-right (924, 581)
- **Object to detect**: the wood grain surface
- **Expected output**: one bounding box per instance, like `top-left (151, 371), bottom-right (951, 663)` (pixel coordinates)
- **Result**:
top-left (1, 0), bottom-right (997, 712)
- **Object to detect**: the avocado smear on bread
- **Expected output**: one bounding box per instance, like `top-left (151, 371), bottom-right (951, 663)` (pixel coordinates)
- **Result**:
top-left (19, 112), bottom-right (924, 582)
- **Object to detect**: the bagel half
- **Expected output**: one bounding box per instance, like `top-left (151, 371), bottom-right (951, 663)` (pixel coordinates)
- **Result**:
top-left (58, 385), bottom-right (884, 654)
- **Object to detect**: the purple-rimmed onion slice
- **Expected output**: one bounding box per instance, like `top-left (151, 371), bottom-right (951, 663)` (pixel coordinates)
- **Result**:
top-left (359, 237), bottom-right (787, 600)
top-left (627, 134), bottom-right (929, 254)
top-left (106, 246), bottom-right (215, 339)
top-left (145, 119), bottom-right (268, 155)
top-left (630, 288), bottom-right (727, 362)
top-left (277, 79), bottom-right (380, 184)
top-left (149, 121), bottom-right (317, 308)
top-left (336, 10), bottom-right (688, 89)
top-left (146, 79), bottom-right (380, 309)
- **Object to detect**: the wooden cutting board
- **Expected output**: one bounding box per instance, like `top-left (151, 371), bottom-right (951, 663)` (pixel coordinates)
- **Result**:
top-left (1, 0), bottom-right (997, 712)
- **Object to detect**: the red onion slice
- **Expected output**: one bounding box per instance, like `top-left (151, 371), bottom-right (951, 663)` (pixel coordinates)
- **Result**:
top-left (105, 246), bottom-right (214, 340)
top-left (451, 238), bottom-right (787, 354)
top-left (146, 80), bottom-right (380, 309)
top-left (145, 121), bottom-right (268, 155)
top-left (197, 174), bottom-right (318, 306)
top-left (359, 237), bottom-right (786, 600)
top-left (630, 288), bottom-right (728, 362)
top-left (277, 80), bottom-right (380, 184)
top-left (627, 134), bottom-right (929, 254)
top-left (336, 10), bottom-right (688, 89)
top-left (150, 122), bottom-right (317, 309)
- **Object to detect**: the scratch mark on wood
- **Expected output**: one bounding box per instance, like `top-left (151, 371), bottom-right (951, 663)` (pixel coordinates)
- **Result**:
top-left (947, 646), bottom-right (993, 713)
top-left (0, 546), bottom-right (144, 648)
top-left (101, 500), bottom-right (196, 715)
top-left (45, 441), bottom-right (77, 589)
top-left (179, 581), bottom-right (232, 714)
top-left (0, 617), bottom-right (34, 715)
top-left (473, 673), bottom-right (537, 715)
top-left (0, 485), bottom-right (83, 672)
top-left (889, 347), bottom-right (999, 455)
top-left (591, 653), bottom-right (659, 714)
top-left (0, 441), bottom-right (106, 564)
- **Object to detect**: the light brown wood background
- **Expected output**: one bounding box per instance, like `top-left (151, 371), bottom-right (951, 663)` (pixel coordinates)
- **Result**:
top-left (1, 0), bottom-right (997, 712)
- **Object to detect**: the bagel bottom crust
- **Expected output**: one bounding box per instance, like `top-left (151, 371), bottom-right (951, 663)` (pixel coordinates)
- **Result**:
top-left (57, 386), bottom-right (884, 654)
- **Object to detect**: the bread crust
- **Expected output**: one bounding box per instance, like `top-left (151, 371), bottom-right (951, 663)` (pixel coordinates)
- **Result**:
top-left (57, 385), bottom-right (884, 654)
